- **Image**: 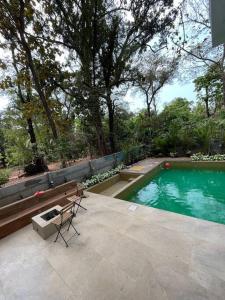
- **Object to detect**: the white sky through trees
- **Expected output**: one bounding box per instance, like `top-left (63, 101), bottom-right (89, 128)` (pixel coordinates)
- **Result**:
top-left (0, 80), bottom-right (197, 112)
top-left (0, 0), bottom-right (199, 112)
top-left (124, 82), bottom-right (196, 112)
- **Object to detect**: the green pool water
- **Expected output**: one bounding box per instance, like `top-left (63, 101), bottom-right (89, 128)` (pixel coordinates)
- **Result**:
top-left (125, 168), bottom-right (225, 224)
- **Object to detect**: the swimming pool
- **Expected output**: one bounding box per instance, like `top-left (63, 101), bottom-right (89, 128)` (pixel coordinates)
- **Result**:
top-left (125, 167), bottom-right (225, 224)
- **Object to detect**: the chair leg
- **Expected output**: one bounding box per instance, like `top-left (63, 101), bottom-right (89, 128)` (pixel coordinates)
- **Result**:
top-left (67, 217), bottom-right (80, 235)
top-left (54, 224), bottom-right (69, 247)
top-left (75, 198), bottom-right (81, 216)
top-left (75, 198), bottom-right (87, 215)
top-left (70, 222), bottom-right (80, 236)
top-left (58, 230), bottom-right (69, 247)
top-left (67, 217), bottom-right (73, 231)
top-left (54, 225), bottom-right (61, 242)
top-left (77, 203), bottom-right (87, 211)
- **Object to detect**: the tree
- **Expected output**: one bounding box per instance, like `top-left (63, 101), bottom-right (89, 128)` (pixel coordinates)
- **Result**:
top-left (172, 0), bottom-right (225, 106)
top-left (153, 98), bottom-right (193, 155)
top-left (44, 0), bottom-right (177, 153)
top-left (44, 0), bottom-right (108, 155)
top-left (135, 52), bottom-right (178, 116)
top-left (97, 0), bottom-right (177, 152)
top-left (0, 0), bottom-right (58, 140)
top-left (194, 64), bottom-right (223, 118)
top-left (0, 114), bottom-right (6, 167)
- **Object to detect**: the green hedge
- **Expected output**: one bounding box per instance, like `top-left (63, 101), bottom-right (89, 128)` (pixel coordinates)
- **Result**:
top-left (123, 145), bottom-right (151, 165)
top-left (83, 164), bottom-right (124, 188)
top-left (191, 153), bottom-right (225, 161)
top-left (0, 169), bottom-right (9, 187)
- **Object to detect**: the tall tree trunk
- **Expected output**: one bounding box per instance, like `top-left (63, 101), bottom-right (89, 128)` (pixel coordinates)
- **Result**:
top-left (94, 113), bottom-right (107, 156)
top-left (11, 44), bottom-right (38, 155)
top-left (18, 31), bottom-right (58, 140)
top-left (221, 44), bottom-right (225, 107)
top-left (0, 147), bottom-right (6, 168)
top-left (153, 97), bottom-right (157, 113)
top-left (27, 118), bottom-right (37, 154)
top-left (222, 71), bottom-right (225, 108)
top-left (106, 90), bottom-right (116, 153)
top-left (145, 92), bottom-right (151, 117)
top-left (205, 87), bottom-right (210, 118)
top-left (91, 99), bottom-right (107, 156)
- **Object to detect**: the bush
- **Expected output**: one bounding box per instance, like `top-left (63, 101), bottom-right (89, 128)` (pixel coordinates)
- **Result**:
top-left (24, 156), bottom-right (48, 175)
top-left (191, 153), bottom-right (225, 161)
top-left (0, 169), bottom-right (10, 187)
top-left (83, 164), bottom-right (125, 188)
top-left (123, 145), bottom-right (150, 165)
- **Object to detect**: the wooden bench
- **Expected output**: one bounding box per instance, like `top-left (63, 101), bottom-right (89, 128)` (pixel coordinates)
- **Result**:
top-left (0, 181), bottom-right (83, 239)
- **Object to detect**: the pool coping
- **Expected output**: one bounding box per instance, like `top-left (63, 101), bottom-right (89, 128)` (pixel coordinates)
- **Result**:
top-left (87, 158), bottom-right (225, 202)
top-left (118, 159), bottom-right (225, 194)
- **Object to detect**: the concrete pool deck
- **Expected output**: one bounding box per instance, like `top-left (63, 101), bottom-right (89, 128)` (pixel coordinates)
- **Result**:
top-left (122, 157), bottom-right (191, 175)
top-left (0, 191), bottom-right (225, 300)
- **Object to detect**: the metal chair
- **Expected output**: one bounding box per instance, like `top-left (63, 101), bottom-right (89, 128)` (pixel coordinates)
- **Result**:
top-left (67, 194), bottom-right (87, 215)
top-left (52, 200), bottom-right (80, 247)
top-left (67, 183), bottom-right (87, 214)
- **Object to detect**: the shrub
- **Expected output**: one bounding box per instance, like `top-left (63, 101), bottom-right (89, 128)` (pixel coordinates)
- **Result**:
top-left (169, 152), bottom-right (178, 158)
top-left (24, 156), bottom-right (48, 175)
top-left (191, 153), bottom-right (225, 161)
top-left (123, 145), bottom-right (149, 165)
top-left (0, 169), bottom-right (10, 187)
top-left (83, 164), bottom-right (125, 188)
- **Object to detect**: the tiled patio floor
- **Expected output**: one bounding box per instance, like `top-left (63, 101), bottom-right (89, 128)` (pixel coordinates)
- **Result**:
top-left (0, 192), bottom-right (225, 300)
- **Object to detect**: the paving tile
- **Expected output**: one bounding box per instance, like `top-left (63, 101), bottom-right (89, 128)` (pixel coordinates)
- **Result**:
top-left (0, 280), bottom-right (5, 300)
top-left (79, 258), bottom-right (135, 300)
top-left (1, 193), bottom-right (225, 300)
top-left (123, 264), bottom-right (169, 300)
top-left (150, 262), bottom-right (215, 300)
top-left (108, 235), bottom-right (154, 279)
top-left (190, 265), bottom-right (225, 299)
top-left (0, 254), bottom-right (74, 300)
top-left (192, 241), bottom-right (225, 282)
top-left (124, 222), bottom-right (194, 265)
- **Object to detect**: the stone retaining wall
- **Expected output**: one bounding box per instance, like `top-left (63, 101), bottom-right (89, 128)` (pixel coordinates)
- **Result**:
top-left (0, 152), bottom-right (124, 207)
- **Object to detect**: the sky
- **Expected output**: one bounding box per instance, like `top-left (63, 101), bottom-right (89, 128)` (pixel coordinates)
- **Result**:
top-left (123, 80), bottom-right (196, 112)
top-left (0, 0), bottom-right (196, 114)
top-left (0, 95), bottom-right (10, 111)
top-left (0, 80), bottom-right (197, 113)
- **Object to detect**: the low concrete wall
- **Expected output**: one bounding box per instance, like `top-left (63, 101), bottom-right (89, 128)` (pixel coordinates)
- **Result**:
top-left (0, 174), bottom-right (49, 207)
top-left (0, 152), bottom-right (124, 207)
top-left (166, 160), bottom-right (225, 170)
top-left (115, 164), bottom-right (162, 200)
top-left (87, 174), bottom-right (120, 194)
top-left (87, 172), bottom-right (140, 195)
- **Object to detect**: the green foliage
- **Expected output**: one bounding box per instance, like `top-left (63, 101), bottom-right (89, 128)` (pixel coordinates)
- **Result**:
top-left (150, 98), bottom-right (194, 155)
top-left (0, 169), bottom-right (9, 186)
top-left (0, 0), bottom-right (224, 169)
top-left (191, 153), bottom-right (225, 161)
top-left (83, 164), bottom-right (125, 188)
top-left (123, 145), bottom-right (150, 165)
top-left (194, 64), bottom-right (223, 117)
top-left (122, 96), bottom-right (225, 157)
top-left (1, 108), bottom-right (34, 166)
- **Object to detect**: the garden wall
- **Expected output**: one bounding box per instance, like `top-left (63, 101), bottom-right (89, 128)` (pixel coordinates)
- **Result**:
top-left (0, 151), bottom-right (125, 207)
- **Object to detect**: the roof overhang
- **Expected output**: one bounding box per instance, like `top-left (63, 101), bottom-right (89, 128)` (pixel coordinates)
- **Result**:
top-left (210, 0), bottom-right (225, 47)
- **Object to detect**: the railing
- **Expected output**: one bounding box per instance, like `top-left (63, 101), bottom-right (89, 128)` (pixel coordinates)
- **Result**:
top-left (0, 145), bottom-right (149, 207)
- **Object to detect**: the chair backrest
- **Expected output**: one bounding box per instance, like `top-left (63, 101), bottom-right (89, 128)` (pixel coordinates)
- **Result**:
top-left (59, 201), bottom-right (76, 224)
top-left (76, 183), bottom-right (84, 196)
